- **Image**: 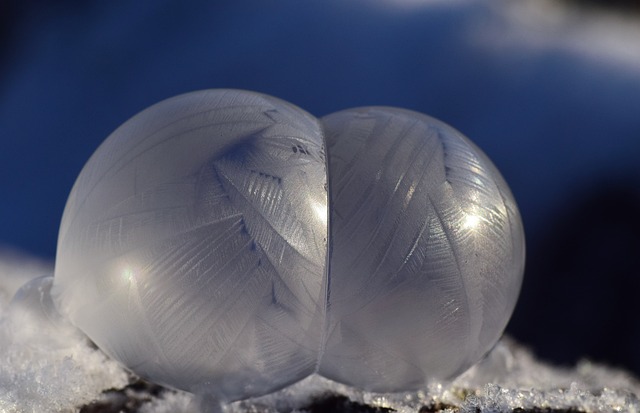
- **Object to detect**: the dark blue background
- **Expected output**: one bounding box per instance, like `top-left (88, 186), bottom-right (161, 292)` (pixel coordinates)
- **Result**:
top-left (2, 0), bottom-right (639, 377)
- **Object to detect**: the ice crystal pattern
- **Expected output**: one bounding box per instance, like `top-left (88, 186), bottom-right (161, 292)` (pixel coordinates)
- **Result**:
top-left (50, 90), bottom-right (525, 401)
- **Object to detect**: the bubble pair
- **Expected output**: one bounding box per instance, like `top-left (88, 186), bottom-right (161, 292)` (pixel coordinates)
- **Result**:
top-left (46, 90), bottom-right (524, 402)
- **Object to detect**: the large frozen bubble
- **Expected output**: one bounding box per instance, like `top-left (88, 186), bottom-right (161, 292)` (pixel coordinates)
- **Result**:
top-left (48, 89), bottom-right (525, 402)
top-left (52, 90), bottom-right (327, 401)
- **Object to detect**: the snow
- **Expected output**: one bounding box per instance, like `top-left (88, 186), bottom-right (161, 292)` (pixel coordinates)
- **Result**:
top-left (1, 250), bottom-right (639, 412)
top-left (0, 250), bottom-right (128, 413)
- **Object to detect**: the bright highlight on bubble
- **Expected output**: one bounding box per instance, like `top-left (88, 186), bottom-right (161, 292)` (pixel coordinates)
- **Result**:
top-left (463, 214), bottom-right (481, 230)
top-left (18, 89), bottom-right (525, 404)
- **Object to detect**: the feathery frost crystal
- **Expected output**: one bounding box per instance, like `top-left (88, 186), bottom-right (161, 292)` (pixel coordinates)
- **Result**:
top-left (47, 89), bottom-right (524, 401)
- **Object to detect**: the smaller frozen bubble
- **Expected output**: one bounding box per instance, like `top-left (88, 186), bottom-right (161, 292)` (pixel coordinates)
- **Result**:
top-left (319, 107), bottom-right (524, 391)
top-left (9, 275), bottom-right (78, 349)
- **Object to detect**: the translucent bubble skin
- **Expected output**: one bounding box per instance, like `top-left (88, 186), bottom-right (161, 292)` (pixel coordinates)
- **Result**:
top-left (51, 90), bottom-right (525, 401)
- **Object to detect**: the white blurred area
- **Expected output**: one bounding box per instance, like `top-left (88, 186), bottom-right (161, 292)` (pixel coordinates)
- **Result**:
top-left (485, 0), bottom-right (640, 71)
top-left (374, 0), bottom-right (640, 70)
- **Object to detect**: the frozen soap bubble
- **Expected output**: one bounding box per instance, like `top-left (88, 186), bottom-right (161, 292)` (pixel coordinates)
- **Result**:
top-left (46, 89), bottom-right (524, 402)
top-left (320, 107), bottom-right (525, 391)
top-left (52, 90), bottom-right (328, 401)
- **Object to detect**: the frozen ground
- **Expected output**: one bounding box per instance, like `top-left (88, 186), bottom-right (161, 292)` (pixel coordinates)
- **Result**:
top-left (1, 249), bottom-right (639, 412)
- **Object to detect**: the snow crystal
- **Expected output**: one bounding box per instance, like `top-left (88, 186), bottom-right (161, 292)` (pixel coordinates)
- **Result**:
top-left (139, 392), bottom-right (194, 413)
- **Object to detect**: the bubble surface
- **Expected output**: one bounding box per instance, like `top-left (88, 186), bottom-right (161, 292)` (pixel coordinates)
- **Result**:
top-left (321, 107), bottom-right (524, 390)
top-left (51, 90), bottom-right (525, 401)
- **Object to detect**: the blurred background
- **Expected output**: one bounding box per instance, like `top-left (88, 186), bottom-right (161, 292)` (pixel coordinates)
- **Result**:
top-left (1, 0), bottom-right (639, 378)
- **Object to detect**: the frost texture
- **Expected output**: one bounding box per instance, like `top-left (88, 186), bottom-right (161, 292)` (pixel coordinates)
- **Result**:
top-left (53, 90), bottom-right (328, 401)
top-left (321, 108), bottom-right (524, 390)
top-left (50, 90), bottom-right (525, 401)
